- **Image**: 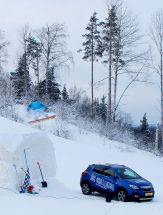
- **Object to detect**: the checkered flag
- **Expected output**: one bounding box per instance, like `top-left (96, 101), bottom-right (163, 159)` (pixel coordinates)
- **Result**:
top-left (22, 168), bottom-right (31, 192)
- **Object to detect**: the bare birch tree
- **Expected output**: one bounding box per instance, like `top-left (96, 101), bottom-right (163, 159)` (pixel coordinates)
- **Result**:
top-left (37, 24), bottom-right (72, 99)
top-left (111, 0), bottom-right (147, 121)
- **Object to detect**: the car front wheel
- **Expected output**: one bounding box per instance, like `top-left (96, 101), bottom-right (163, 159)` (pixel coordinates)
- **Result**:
top-left (117, 189), bottom-right (127, 202)
top-left (81, 182), bottom-right (91, 195)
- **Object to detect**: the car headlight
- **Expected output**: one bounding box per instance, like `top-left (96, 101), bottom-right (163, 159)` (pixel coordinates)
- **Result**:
top-left (129, 184), bottom-right (139, 189)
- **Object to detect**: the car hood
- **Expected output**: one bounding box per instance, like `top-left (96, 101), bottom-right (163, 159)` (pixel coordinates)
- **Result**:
top-left (125, 178), bottom-right (152, 186)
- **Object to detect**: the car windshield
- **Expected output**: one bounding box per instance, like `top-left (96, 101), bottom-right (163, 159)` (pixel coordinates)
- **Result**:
top-left (116, 167), bottom-right (141, 179)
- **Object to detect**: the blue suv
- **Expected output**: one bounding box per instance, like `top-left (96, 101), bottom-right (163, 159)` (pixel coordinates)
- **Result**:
top-left (80, 164), bottom-right (154, 201)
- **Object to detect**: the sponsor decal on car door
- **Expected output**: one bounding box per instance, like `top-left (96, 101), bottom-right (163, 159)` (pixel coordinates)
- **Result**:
top-left (90, 168), bottom-right (115, 192)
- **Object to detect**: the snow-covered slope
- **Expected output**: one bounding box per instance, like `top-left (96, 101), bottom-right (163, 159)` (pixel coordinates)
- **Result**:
top-left (0, 116), bottom-right (163, 215)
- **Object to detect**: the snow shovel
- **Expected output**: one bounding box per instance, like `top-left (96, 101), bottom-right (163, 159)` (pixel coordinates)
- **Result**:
top-left (37, 162), bottom-right (47, 188)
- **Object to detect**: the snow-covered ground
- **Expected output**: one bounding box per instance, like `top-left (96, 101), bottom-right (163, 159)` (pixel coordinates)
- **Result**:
top-left (0, 116), bottom-right (163, 215)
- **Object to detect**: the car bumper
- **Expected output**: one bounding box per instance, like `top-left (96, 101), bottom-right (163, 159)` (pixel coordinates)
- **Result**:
top-left (130, 191), bottom-right (154, 201)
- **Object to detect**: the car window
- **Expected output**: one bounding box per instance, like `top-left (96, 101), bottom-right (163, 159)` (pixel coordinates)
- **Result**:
top-left (117, 167), bottom-right (140, 179)
top-left (103, 168), bottom-right (116, 177)
top-left (92, 167), bottom-right (104, 175)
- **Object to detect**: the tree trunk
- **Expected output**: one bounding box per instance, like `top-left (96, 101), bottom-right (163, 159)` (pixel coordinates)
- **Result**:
top-left (160, 48), bottom-right (163, 151)
top-left (24, 38), bottom-right (28, 99)
top-left (91, 28), bottom-right (94, 120)
top-left (113, 68), bottom-right (118, 122)
top-left (46, 27), bottom-right (50, 100)
top-left (155, 122), bottom-right (159, 154)
top-left (36, 49), bottom-right (40, 97)
top-left (113, 30), bottom-right (120, 122)
top-left (107, 16), bottom-right (112, 124)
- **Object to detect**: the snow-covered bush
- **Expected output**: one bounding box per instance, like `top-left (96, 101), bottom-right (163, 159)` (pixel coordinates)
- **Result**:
top-left (0, 72), bottom-right (19, 121)
top-left (49, 101), bottom-right (137, 147)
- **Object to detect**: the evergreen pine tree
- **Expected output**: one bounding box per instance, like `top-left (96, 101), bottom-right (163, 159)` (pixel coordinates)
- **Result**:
top-left (62, 85), bottom-right (69, 101)
top-left (82, 12), bottom-right (103, 119)
top-left (82, 12), bottom-right (103, 61)
top-left (26, 35), bottom-right (42, 97)
top-left (10, 34), bottom-right (41, 100)
top-left (26, 35), bottom-right (42, 73)
top-left (101, 5), bottom-right (119, 64)
top-left (79, 96), bottom-right (92, 118)
top-left (39, 67), bottom-right (61, 102)
top-left (99, 96), bottom-right (107, 123)
top-left (140, 113), bottom-right (148, 133)
top-left (94, 98), bottom-right (100, 119)
top-left (140, 113), bottom-right (150, 145)
top-left (26, 35), bottom-right (42, 62)
top-left (11, 54), bottom-right (31, 100)
top-left (101, 5), bottom-right (119, 122)
top-left (48, 68), bottom-right (61, 101)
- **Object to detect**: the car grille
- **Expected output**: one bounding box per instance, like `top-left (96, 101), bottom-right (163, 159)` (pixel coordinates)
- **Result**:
top-left (140, 186), bottom-right (152, 191)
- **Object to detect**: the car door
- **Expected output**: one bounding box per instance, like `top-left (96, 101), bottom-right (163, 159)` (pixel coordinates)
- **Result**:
top-left (90, 167), bottom-right (117, 193)
top-left (101, 167), bottom-right (118, 193)
top-left (90, 167), bottom-right (105, 192)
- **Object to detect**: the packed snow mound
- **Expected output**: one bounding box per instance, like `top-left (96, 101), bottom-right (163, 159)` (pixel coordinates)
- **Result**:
top-left (0, 117), bottom-right (56, 190)
top-left (16, 133), bottom-right (56, 181)
top-left (0, 133), bottom-right (56, 189)
top-left (0, 145), bottom-right (15, 163)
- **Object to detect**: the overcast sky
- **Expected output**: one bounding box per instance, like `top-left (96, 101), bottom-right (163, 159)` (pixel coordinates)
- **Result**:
top-left (0, 0), bottom-right (163, 124)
